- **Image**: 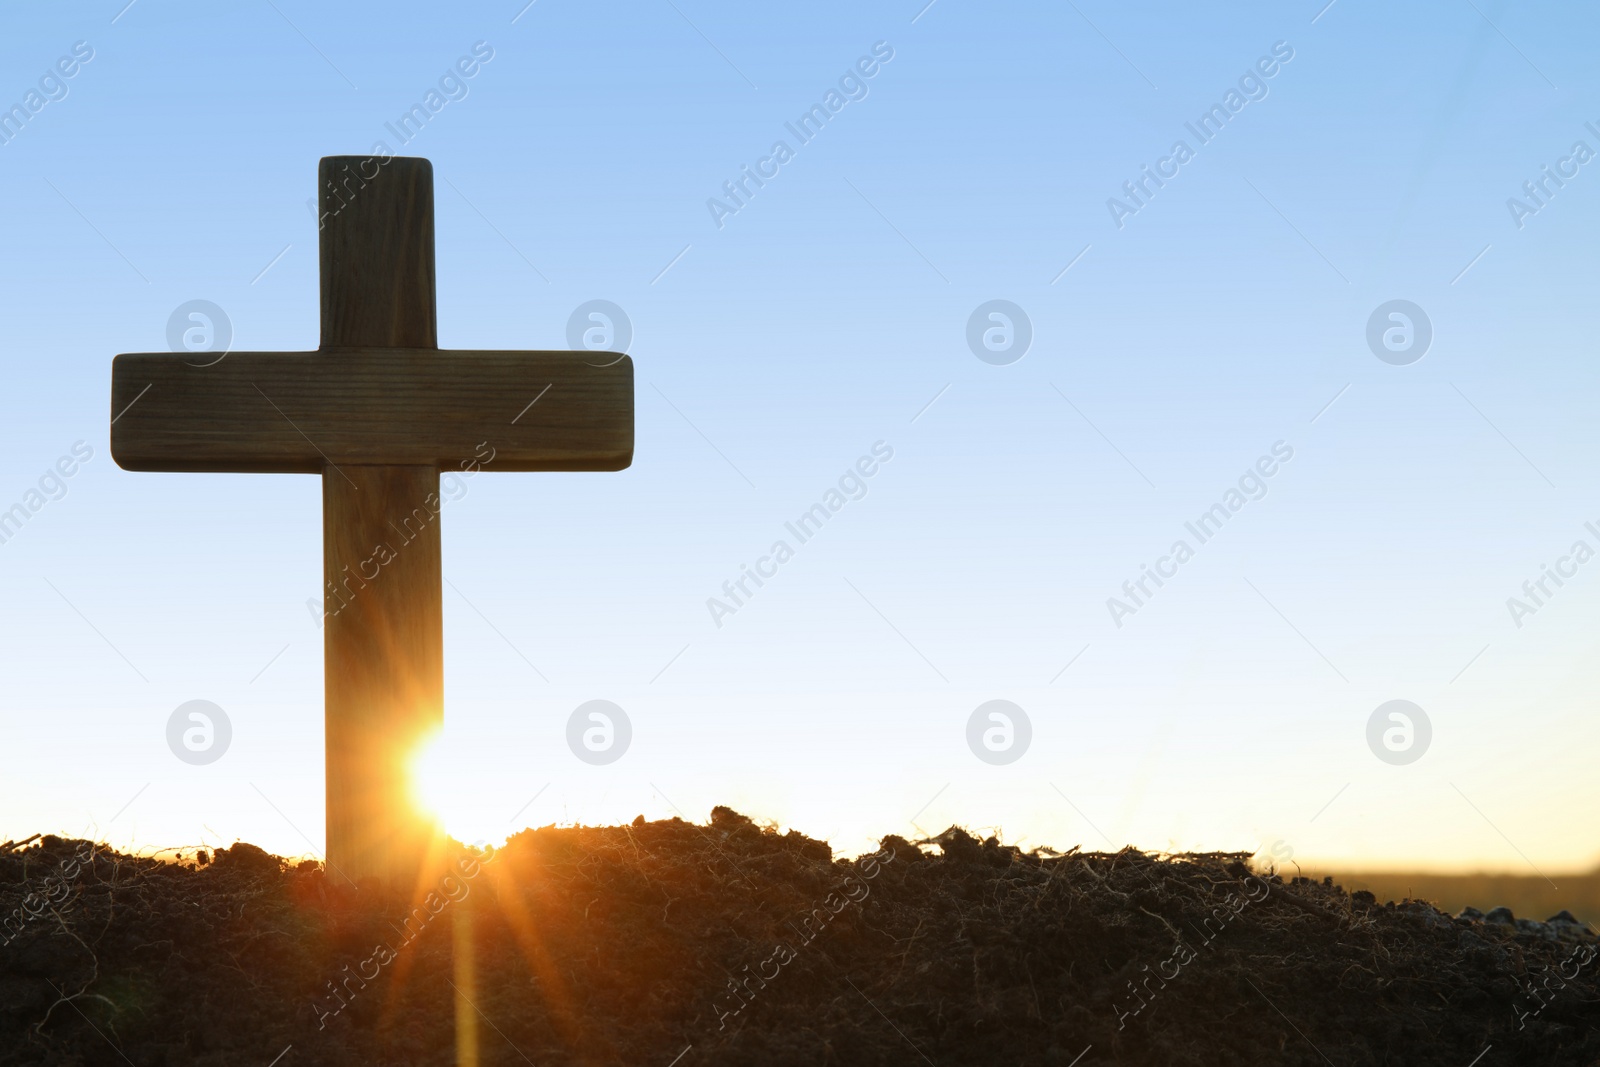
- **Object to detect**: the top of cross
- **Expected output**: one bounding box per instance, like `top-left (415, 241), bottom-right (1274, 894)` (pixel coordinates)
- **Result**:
top-left (111, 156), bottom-right (633, 476)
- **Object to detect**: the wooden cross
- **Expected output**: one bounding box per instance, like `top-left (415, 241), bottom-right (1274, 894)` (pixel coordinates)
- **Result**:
top-left (110, 156), bottom-right (634, 889)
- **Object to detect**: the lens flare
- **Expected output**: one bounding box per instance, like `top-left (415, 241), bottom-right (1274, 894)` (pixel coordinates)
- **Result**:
top-left (409, 728), bottom-right (492, 845)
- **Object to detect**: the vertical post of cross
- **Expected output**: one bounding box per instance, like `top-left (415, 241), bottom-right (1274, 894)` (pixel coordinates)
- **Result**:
top-left (318, 156), bottom-right (445, 891)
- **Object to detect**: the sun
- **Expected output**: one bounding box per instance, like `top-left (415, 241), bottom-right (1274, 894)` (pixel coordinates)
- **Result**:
top-left (409, 728), bottom-right (496, 846)
top-left (409, 729), bottom-right (449, 824)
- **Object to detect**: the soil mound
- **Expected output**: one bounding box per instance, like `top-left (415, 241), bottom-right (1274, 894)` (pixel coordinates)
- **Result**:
top-left (1, 813), bottom-right (1596, 1065)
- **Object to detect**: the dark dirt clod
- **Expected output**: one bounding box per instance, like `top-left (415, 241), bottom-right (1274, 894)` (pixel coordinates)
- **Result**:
top-left (1, 814), bottom-right (1597, 1066)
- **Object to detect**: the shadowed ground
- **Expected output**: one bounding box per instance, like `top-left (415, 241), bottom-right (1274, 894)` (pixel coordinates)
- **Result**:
top-left (1, 809), bottom-right (1596, 1066)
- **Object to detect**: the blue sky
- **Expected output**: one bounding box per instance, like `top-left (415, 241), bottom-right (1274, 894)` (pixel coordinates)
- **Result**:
top-left (2, 0), bottom-right (1598, 875)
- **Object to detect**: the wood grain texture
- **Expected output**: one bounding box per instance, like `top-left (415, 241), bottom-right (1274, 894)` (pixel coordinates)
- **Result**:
top-left (319, 156), bottom-right (437, 349)
top-left (322, 464), bottom-right (444, 891)
top-left (109, 154), bottom-right (635, 890)
top-left (109, 348), bottom-right (634, 472)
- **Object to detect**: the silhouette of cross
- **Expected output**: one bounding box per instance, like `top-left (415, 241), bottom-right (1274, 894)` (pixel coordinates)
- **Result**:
top-left (110, 156), bottom-right (634, 889)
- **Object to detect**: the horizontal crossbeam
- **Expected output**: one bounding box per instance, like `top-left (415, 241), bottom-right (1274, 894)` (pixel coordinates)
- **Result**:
top-left (110, 348), bottom-right (633, 473)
